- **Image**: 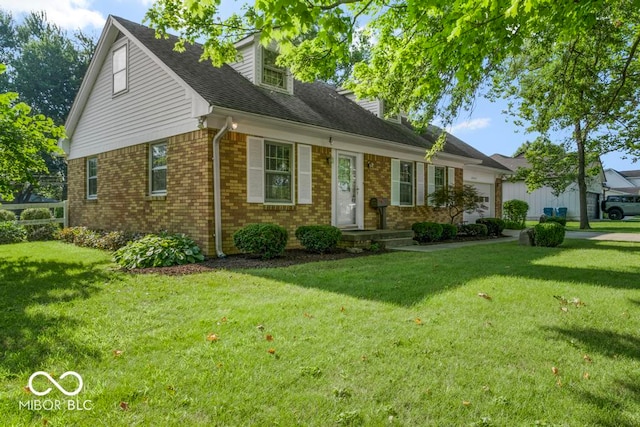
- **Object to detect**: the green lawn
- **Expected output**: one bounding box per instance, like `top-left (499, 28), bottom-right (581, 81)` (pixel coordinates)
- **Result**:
top-left (1, 240), bottom-right (639, 426)
top-left (565, 218), bottom-right (640, 233)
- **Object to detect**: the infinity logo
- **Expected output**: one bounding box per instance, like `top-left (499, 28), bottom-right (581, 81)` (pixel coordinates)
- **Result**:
top-left (28, 371), bottom-right (83, 397)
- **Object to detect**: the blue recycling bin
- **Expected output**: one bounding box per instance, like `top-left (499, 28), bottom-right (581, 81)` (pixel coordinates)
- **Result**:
top-left (543, 207), bottom-right (554, 217)
top-left (556, 207), bottom-right (567, 218)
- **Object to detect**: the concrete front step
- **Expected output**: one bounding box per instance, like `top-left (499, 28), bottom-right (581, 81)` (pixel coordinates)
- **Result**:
top-left (373, 237), bottom-right (417, 248)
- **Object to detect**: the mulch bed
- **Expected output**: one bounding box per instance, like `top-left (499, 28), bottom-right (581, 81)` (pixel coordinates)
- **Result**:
top-left (127, 234), bottom-right (509, 276)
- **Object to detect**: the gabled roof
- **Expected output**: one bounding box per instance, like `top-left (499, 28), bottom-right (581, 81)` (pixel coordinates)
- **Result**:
top-left (70, 15), bottom-right (507, 169)
top-left (618, 170), bottom-right (640, 178)
top-left (490, 153), bottom-right (530, 172)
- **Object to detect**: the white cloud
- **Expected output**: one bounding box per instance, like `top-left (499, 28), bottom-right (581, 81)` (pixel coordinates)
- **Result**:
top-left (0, 0), bottom-right (106, 30)
top-left (447, 117), bottom-right (491, 133)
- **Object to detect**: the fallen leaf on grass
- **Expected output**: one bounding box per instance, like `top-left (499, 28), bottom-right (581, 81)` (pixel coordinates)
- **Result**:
top-left (556, 378), bottom-right (562, 387)
top-left (478, 293), bottom-right (492, 301)
top-left (462, 401), bottom-right (471, 406)
top-left (552, 366), bottom-right (559, 375)
top-left (267, 348), bottom-right (276, 354)
top-left (340, 306), bottom-right (346, 312)
top-left (23, 386), bottom-right (31, 394)
top-left (206, 333), bottom-right (219, 342)
top-left (560, 307), bottom-right (569, 313)
top-left (257, 324), bottom-right (265, 331)
top-left (119, 402), bottom-right (129, 411)
top-left (303, 313), bottom-right (314, 318)
top-left (266, 334), bottom-right (274, 341)
top-left (113, 350), bottom-right (124, 357)
top-left (583, 354), bottom-right (592, 363)
top-left (571, 298), bottom-right (585, 307)
top-left (414, 318), bottom-right (422, 325)
top-left (583, 372), bottom-right (590, 379)
top-left (554, 295), bottom-right (568, 305)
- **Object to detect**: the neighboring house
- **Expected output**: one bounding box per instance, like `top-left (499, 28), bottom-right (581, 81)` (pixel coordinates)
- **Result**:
top-left (63, 16), bottom-right (509, 256)
top-left (491, 153), bottom-right (605, 220)
top-left (603, 168), bottom-right (640, 195)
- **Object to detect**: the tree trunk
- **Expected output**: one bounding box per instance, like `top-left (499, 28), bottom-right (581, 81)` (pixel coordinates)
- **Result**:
top-left (575, 122), bottom-right (591, 229)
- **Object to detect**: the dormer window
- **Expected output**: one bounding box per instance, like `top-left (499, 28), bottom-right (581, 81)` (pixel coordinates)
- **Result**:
top-left (262, 48), bottom-right (287, 90)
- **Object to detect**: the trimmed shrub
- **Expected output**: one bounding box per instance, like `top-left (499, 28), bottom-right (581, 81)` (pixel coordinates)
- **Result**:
top-left (295, 225), bottom-right (342, 253)
top-left (503, 200), bottom-right (529, 228)
top-left (0, 209), bottom-right (16, 222)
top-left (533, 222), bottom-right (565, 247)
top-left (0, 221), bottom-right (26, 244)
top-left (459, 223), bottom-right (488, 237)
top-left (412, 222), bottom-right (443, 243)
top-left (475, 218), bottom-right (506, 236)
top-left (233, 223), bottom-right (288, 259)
top-left (113, 233), bottom-right (205, 269)
top-left (20, 208), bottom-right (58, 241)
top-left (440, 223), bottom-right (458, 241)
top-left (504, 220), bottom-right (526, 230)
top-left (541, 216), bottom-right (567, 227)
top-left (57, 227), bottom-right (142, 251)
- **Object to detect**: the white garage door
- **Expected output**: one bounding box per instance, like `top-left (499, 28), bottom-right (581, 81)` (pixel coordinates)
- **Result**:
top-left (464, 183), bottom-right (492, 223)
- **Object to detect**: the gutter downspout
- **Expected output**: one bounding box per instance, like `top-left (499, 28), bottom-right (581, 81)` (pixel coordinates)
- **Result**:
top-left (212, 116), bottom-right (235, 258)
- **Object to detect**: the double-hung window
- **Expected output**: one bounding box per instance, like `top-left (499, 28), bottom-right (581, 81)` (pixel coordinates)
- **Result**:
top-left (87, 157), bottom-right (97, 199)
top-left (264, 141), bottom-right (292, 203)
top-left (262, 48), bottom-right (287, 90)
top-left (427, 165), bottom-right (455, 206)
top-left (112, 44), bottom-right (128, 94)
top-left (434, 166), bottom-right (446, 193)
top-left (399, 161), bottom-right (414, 206)
top-left (391, 159), bottom-right (425, 206)
top-left (150, 142), bottom-right (167, 195)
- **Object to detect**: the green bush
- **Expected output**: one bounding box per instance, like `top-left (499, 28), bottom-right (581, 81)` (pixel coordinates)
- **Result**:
top-left (0, 209), bottom-right (16, 221)
top-left (233, 223), bottom-right (288, 259)
top-left (295, 225), bottom-right (342, 253)
top-left (504, 220), bottom-right (526, 230)
top-left (412, 222), bottom-right (443, 243)
top-left (19, 208), bottom-right (58, 241)
top-left (440, 223), bottom-right (458, 240)
top-left (58, 227), bottom-right (142, 251)
top-left (541, 216), bottom-right (567, 227)
top-left (533, 222), bottom-right (565, 247)
top-left (503, 200), bottom-right (529, 228)
top-left (0, 221), bottom-right (26, 244)
top-left (114, 233), bottom-right (205, 269)
top-left (458, 223), bottom-right (488, 237)
top-left (475, 218), bottom-right (506, 236)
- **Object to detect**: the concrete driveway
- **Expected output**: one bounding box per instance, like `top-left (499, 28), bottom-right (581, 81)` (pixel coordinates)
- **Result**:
top-left (565, 231), bottom-right (640, 242)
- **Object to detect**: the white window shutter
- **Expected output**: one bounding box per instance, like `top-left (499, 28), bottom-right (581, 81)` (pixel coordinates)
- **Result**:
top-left (427, 164), bottom-right (435, 206)
top-left (247, 136), bottom-right (264, 203)
top-left (448, 166), bottom-right (456, 188)
top-left (390, 159), bottom-right (400, 206)
top-left (297, 144), bottom-right (312, 204)
top-left (416, 162), bottom-right (425, 206)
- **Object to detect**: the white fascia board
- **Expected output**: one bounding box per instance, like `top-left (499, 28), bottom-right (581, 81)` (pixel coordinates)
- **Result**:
top-left (208, 107), bottom-right (472, 168)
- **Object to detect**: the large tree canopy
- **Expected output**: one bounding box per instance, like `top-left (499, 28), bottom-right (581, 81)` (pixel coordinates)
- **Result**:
top-left (0, 65), bottom-right (65, 202)
top-left (146, 0), bottom-right (640, 228)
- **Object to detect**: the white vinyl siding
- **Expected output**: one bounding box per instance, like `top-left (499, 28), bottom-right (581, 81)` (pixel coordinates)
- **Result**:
top-left (297, 144), bottom-right (312, 204)
top-left (87, 157), bottom-right (97, 199)
top-left (229, 42), bottom-right (255, 82)
top-left (150, 142), bottom-right (167, 195)
top-left (69, 39), bottom-right (196, 160)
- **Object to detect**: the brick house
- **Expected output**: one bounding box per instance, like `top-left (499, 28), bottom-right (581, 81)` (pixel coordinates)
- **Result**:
top-left (63, 16), bottom-right (510, 256)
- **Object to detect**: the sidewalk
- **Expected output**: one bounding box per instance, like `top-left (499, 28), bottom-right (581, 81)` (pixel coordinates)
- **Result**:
top-left (390, 229), bottom-right (639, 252)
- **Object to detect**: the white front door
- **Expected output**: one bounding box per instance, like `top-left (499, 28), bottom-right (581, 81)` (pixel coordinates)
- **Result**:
top-left (335, 152), bottom-right (362, 228)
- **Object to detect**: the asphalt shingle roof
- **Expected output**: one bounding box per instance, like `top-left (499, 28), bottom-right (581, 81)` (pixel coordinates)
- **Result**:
top-left (114, 16), bottom-right (509, 170)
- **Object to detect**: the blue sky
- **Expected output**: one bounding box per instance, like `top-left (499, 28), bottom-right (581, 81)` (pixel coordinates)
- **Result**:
top-left (1, 0), bottom-right (636, 172)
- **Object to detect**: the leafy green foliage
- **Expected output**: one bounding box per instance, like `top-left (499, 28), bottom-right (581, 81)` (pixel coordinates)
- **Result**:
top-left (533, 222), bottom-right (566, 247)
top-left (411, 222), bottom-right (443, 243)
top-left (503, 199), bottom-right (529, 228)
top-left (19, 207), bottom-right (57, 241)
top-left (0, 221), bottom-right (25, 244)
top-left (58, 227), bottom-right (142, 251)
top-left (541, 216), bottom-right (567, 227)
top-left (113, 233), bottom-right (205, 269)
top-left (0, 209), bottom-right (16, 221)
top-left (439, 223), bottom-right (458, 240)
top-left (458, 223), bottom-right (488, 237)
top-left (233, 223), bottom-right (288, 259)
top-left (475, 218), bottom-right (506, 237)
top-left (428, 184), bottom-right (484, 224)
top-left (295, 225), bottom-right (342, 254)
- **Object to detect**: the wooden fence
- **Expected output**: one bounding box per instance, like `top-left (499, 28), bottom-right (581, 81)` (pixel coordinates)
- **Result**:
top-left (2, 201), bottom-right (68, 228)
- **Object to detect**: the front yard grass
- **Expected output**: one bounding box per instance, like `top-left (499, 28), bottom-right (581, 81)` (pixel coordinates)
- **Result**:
top-left (564, 218), bottom-right (640, 233)
top-left (1, 240), bottom-right (638, 426)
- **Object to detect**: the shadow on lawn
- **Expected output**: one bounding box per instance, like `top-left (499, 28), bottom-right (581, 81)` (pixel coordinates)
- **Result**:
top-left (0, 256), bottom-right (111, 376)
top-left (248, 240), bottom-right (640, 307)
top-left (546, 327), bottom-right (640, 426)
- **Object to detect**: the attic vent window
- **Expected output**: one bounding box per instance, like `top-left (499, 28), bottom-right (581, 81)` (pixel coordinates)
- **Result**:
top-left (112, 44), bottom-right (128, 94)
top-left (262, 48), bottom-right (287, 90)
